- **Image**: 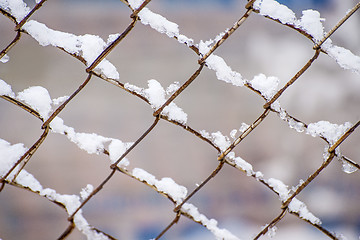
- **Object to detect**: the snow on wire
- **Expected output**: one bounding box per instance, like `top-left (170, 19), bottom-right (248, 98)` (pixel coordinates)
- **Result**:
top-left (1, 0), bottom-right (360, 239)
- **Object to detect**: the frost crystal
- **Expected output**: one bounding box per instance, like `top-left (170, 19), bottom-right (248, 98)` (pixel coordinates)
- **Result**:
top-left (200, 130), bottom-right (211, 139)
top-left (288, 118), bottom-right (305, 133)
top-left (80, 184), bottom-right (94, 200)
top-left (341, 159), bottom-right (358, 174)
top-left (239, 123), bottom-right (250, 132)
top-left (267, 226), bottom-right (277, 238)
top-left (52, 96), bottom-right (68, 106)
top-left (107, 33), bottom-right (120, 44)
top-left (0, 54), bottom-right (9, 63)
top-left (230, 129), bottom-right (237, 139)
top-left (145, 80), bottom-right (167, 109)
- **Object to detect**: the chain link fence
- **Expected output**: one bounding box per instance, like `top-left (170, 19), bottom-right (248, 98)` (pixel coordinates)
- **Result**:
top-left (1, 0), bottom-right (360, 239)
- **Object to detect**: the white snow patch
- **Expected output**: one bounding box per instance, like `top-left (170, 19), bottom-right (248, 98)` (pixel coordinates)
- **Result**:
top-left (108, 139), bottom-right (132, 167)
top-left (42, 190), bottom-right (80, 214)
top-left (253, 0), bottom-right (296, 25)
top-left (297, 10), bottom-right (325, 42)
top-left (164, 103), bottom-right (188, 124)
top-left (0, 0), bottom-right (30, 21)
top-left (73, 212), bottom-right (109, 240)
top-left (205, 55), bottom-right (244, 87)
top-left (144, 79), bottom-right (166, 109)
top-left (17, 86), bottom-right (52, 119)
top-left (255, 171), bottom-right (264, 180)
top-left (15, 170), bottom-right (43, 192)
top-left (239, 123), bottom-right (250, 133)
top-left (267, 226), bottom-right (277, 238)
top-left (253, 0), bottom-right (325, 42)
top-left (73, 133), bottom-right (109, 155)
top-left (139, 8), bottom-right (179, 38)
top-left (306, 121), bottom-right (352, 145)
top-left (23, 20), bottom-right (119, 79)
top-left (52, 95), bottom-right (68, 106)
top-left (156, 177), bottom-right (187, 203)
top-left (211, 131), bottom-right (231, 152)
top-left (323, 40), bottom-right (360, 74)
top-left (182, 203), bottom-right (240, 240)
top-left (200, 130), bottom-right (211, 139)
top-left (198, 40), bottom-right (211, 55)
top-left (0, 79), bottom-right (15, 97)
top-left (127, 0), bottom-right (144, 8)
top-left (132, 168), bottom-right (187, 203)
top-left (124, 82), bottom-right (143, 95)
top-left (50, 117), bottom-right (133, 160)
top-left (249, 74), bottom-right (279, 100)
top-left (106, 33), bottom-right (120, 44)
top-left (143, 80), bottom-right (188, 124)
top-left (233, 156), bottom-right (254, 176)
top-left (253, 1), bottom-right (360, 74)
top-left (127, 2), bottom-right (193, 46)
top-left (288, 198), bottom-right (321, 224)
top-left (0, 139), bottom-right (27, 179)
top-left (267, 178), bottom-right (290, 201)
top-left (1, 150), bottom-right (109, 240)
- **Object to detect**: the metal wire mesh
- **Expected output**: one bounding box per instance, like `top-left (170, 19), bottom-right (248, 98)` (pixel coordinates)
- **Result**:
top-left (1, 0), bottom-right (360, 239)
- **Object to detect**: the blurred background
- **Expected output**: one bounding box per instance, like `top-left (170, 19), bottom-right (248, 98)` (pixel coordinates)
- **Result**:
top-left (0, 0), bottom-right (360, 239)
